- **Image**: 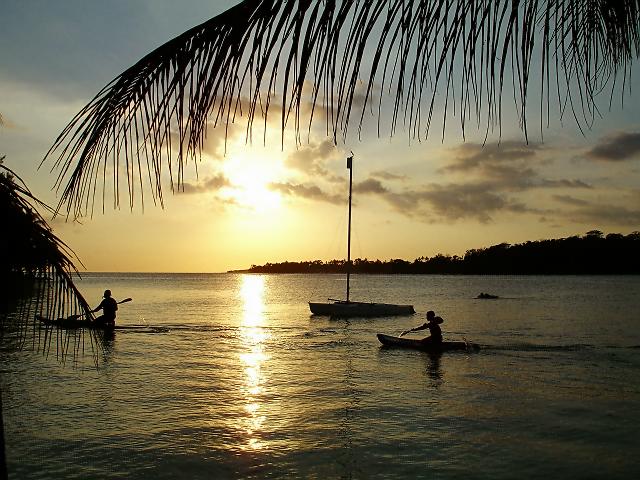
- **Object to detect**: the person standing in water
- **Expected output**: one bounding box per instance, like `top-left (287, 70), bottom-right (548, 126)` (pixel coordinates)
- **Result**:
top-left (92, 289), bottom-right (118, 328)
top-left (401, 310), bottom-right (443, 345)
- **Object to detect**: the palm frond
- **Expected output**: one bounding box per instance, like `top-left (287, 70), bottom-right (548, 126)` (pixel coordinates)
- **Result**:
top-left (45, 0), bottom-right (640, 218)
top-left (1, 161), bottom-right (100, 363)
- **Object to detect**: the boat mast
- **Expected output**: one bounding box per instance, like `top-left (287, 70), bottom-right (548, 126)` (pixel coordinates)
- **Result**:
top-left (346, 155), bottom-right (353, 303)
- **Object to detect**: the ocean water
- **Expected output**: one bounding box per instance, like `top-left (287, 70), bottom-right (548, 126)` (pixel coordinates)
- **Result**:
top-left (2, 273), bottom-right (640, 479)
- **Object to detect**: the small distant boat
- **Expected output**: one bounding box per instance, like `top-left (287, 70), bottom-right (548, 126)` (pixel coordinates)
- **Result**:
top-left (477, 292), bottom-right (499, 299)
top-left (309, 155), bottom-right (415, 318)
top-left (376, 333), bottom-right (480, 352)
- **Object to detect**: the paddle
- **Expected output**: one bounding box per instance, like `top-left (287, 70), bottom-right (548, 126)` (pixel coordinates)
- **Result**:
top-left (400, 324), bottom-right (424, 336)
top-left (68, 297), bottom-right (133, 320)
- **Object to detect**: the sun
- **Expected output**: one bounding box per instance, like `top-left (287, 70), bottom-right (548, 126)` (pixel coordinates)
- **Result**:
top-left (220, 151), bottom-right (284, 212)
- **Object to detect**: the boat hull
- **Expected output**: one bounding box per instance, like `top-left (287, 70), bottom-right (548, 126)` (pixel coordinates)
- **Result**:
top-left (377, 333), bottom-right (479, 352)
top-left (37, 315), bottom-right (114, 331)
top-left (309, 301), bottom-right (415, 317)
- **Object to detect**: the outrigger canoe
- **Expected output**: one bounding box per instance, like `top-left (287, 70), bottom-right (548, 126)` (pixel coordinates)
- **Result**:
top-left (377, 333), bottom-right (480, 352)
top-left (37, 315), bottom-right (169, 333)
top-left (37, 315), bottom-right (114, 331)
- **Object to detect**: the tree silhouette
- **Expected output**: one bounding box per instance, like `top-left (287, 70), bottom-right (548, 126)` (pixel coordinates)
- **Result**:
top-left (42, 0), bottom-right (640, 218)
top-left (243, 231), bottom-right (640, 274)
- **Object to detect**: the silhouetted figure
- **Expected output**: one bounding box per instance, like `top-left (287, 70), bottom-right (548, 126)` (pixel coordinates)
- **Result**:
top-left (92, 289), bottom-right (118, 329)
top-left (401, 310), bottom-right (444, 345)
top-left (477, 292), bottom-right (499, 299)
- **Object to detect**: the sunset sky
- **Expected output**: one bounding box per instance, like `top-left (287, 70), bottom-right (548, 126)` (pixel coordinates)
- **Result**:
top-left (2, 1), bottom-right (640, 273)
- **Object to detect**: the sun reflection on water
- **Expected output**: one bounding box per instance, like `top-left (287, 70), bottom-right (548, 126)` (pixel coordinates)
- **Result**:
top-left (239, 275), bottom-right (270, 451)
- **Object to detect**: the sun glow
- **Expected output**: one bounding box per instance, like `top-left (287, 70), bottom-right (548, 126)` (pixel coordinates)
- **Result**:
top-left (221, 151), bottom-right (284, 212)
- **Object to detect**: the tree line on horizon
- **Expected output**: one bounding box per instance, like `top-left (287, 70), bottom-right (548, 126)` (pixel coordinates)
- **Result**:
top-left (243, 231), bottom-right (640, 275)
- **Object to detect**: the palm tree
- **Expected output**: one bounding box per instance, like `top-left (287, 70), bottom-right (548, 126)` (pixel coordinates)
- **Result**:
top-left (44, 0), bottom-right (639, 217)
top-left (0, 158), bottom-right (98, 358)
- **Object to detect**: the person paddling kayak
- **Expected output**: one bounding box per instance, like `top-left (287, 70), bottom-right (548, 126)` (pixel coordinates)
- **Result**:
top-left (400, 310), bottom-right (444, 345)
top-left (91, 289), bottom-right (118, 328)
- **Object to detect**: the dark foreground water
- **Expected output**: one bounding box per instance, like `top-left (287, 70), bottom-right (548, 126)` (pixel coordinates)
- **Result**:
top-left (2, 274), bottom-right (640, 479)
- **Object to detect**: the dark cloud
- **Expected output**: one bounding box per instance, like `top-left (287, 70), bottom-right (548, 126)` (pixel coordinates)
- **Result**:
top-left (539, 179), bottom-right (591, 189)
top-left (376, 181), bottom-right (638, 226)
top-left (366, 181), bottom-right (542, 223)
top-left (327, 141), bottom-right (593, 223)
top-left (550, 193), bottom-right (640, 226)
top-left (354, 178), bottom-right (388, 194)
top-left (384, 184), bottom-right (513, 223)
top-left (179, 174), bottom-right (230, 194)
top-left (371, 170), bottom-right (408, 181)
top-left (270, 168), bottom-right (558, 223)
top-left (586, 131), bottom-right (640, 161)
top-left (552, 195), bottom-right (590, 206)
top-left (447, 141), bottom-right (543, 172)
top-left (269, 182), bottom-right (343, 204)
top-left (564, 204), bottom-right (640, 225)
top-left (446, 140), bottom-right (590, 192)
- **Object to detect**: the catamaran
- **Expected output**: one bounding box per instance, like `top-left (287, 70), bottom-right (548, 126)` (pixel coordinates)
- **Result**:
top-left (309, 155), bottom-right (415, 317)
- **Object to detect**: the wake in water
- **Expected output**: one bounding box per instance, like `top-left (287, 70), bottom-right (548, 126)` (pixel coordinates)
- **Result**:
top-left (483, 343), bottom-right (596, 352)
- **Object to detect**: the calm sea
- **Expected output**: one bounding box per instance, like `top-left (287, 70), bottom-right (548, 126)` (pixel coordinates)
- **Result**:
top-left (2, 273), bottom-right (640, 479)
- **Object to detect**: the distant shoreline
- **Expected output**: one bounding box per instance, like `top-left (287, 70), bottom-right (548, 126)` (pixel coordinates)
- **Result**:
top-left (231, 231), bottom-right (640, 275)
top-left (226, 271), bottom-right (640, 275)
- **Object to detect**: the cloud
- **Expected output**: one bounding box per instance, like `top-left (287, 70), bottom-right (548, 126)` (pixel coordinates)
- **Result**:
top-left (201, 123), bottom-right (246, 160)
top-left (353, 178), bottom-right (541, 223)
top-left (336, 139), bottom-right (593, 223)
top-left (269, 182), bottom-right (343, 204)
top-left (586, 131), bottom-right (640, 161)
top-left (371, 170), bottom-right (408, 181)
top-left (383, 183), bottom-right (523, 223)
top-left (539, 179), bottom-right (592, 189)
top-left (274, 141), bottom-right (610, 225)
top-left (285, 139), bottom-right (342, 179)
top-left (551, 192), bottom-right (640, 225)
top-left (564, 204), bottom-right (640, 225)
top-left (445, 141), bottom-right (590, 192)
top-left (354, 178), bottom-right (388, 194)
top-left (552, 194), bottom-right (590, 206)
top-left (179, 174), bottom-right (230, 194)
top-left (447, 141), bottom-right (543, 172)
top-left (213, 195), bottom-right (246, 211)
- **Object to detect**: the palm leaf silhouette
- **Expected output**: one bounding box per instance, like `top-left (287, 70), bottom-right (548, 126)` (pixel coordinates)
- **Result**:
top-left (44, 0), bottom-right (640, 218)
top-left (1, 159), bottom-right (100, 362)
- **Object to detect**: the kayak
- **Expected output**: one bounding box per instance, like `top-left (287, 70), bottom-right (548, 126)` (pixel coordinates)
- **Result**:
top-left (377, 333), bottom-right (480, 352)
top-left (37, 315), bottom-right (114, 331)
